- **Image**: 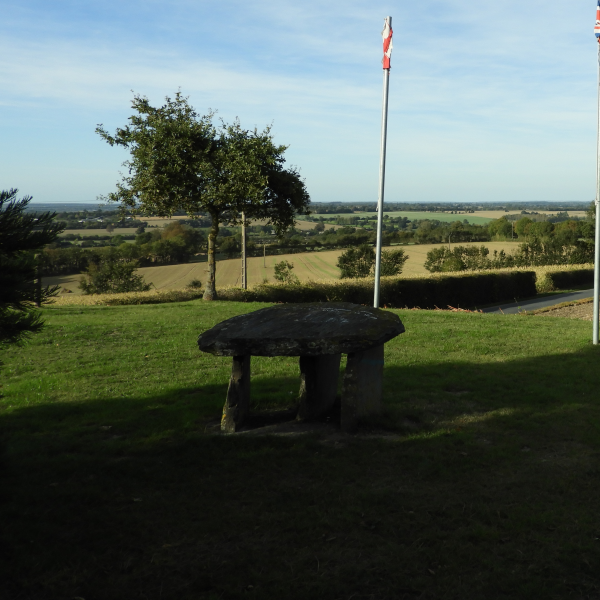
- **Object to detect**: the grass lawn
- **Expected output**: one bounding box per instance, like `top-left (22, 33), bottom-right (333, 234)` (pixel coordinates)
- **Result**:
top-left (2, 301), bottom-right (600, 599)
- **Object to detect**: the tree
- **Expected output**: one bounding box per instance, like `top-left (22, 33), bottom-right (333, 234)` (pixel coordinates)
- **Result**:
top-left (337, 245), bottom-right (408, 278)
top-left (273, 260), bottom-right (299, 284)
top-left (0, 189), bottom-right (63, 346)
top-left (97, 92), bottom-right (310, 300)
top-left (79, 261), bottom-right (152, 294)
top-left (515, 217), bottom-right (533, 238)
top-left (219, 235), bottom-right (241, 259)
top-left (337, 245), bottom-right (374, 278)
top-left (380, 248), bottom-right (409, 276)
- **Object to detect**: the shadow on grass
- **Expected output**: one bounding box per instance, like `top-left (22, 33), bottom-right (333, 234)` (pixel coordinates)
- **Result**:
top-left (2, 347), bottom-right (600, 600)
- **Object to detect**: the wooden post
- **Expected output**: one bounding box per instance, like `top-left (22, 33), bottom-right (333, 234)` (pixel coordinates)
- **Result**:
top-left (221, 355), bottom-right (251, 433)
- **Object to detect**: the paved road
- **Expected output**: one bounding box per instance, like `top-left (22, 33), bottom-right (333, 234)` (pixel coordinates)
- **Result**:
top-left (482, 289), bottom-right (594, 315)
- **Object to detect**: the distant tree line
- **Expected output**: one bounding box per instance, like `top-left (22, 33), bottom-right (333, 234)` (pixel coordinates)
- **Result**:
top-left (40, 222), bottom-right (205, 276)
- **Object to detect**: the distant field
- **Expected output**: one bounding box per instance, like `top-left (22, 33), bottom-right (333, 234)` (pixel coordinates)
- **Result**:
top-left (474, 210), bottom-right (587, 219)
top-left (300, 210), bottom-right (588, 224)
top-left (58, 211), bottom-right (589, 237)
top-left (58, 228), bottom-right (139, 237)
top-left (301, 212), bottom-right (494, 224)
top-left (44, 241), bottom-right (522, 295)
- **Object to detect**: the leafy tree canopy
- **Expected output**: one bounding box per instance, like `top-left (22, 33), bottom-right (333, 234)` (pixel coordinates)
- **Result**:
top-left (79, 261), bottom-right (152, 295)
top-left (337, 245), bottom-right (408, 279)
top-left (97, 92), bottom-right (310, 299)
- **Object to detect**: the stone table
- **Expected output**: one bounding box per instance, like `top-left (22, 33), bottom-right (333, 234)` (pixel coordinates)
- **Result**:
top-left (197, 302), bottom-right (405, 433)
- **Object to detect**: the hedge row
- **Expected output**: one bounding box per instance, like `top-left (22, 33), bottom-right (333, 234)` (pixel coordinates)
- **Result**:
top-left (218, 271), bottom-right (537, 309)
top-left (51, 266), bottom-right (592, 308)
top-left (535, 267), bottom-right (594, 293)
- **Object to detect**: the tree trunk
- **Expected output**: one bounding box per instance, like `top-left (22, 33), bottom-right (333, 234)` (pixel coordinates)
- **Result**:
top-left (203, 212), bottom-right (219, 300)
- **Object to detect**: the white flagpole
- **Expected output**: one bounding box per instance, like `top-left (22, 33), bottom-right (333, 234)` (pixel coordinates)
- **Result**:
top-left (593, 43), bottom-right (600, 345)
top-left (593, 4), bottom-right (600, 342)
top-left (374, 16), bottom-right (392, 308)
top-left (594, 43), bottom-right (600, 344)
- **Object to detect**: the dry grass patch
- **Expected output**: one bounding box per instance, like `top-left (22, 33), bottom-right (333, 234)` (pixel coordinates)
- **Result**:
top-left (52, 288), bottom-right (202, 306)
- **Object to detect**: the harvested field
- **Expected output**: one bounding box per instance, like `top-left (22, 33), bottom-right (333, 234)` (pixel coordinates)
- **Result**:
top-left (43, 241), bottom-right (522, 294)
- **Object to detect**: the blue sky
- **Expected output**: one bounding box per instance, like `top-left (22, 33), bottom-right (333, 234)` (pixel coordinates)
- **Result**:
top-left (1, 0), bottom-right (598, 205)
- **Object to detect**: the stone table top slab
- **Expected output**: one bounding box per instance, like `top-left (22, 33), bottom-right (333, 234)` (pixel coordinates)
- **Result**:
top-left (197, 302), bottom-right (405, 357)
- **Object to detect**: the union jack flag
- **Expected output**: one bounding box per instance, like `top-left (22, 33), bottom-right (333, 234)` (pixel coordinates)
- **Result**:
top-left (595, 0), bottom-right (600, 39)
top-left (382, 17), bottom-right (393, 69)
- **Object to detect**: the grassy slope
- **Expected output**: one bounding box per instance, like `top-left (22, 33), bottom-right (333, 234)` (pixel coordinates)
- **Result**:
top-left (2, 302), bottom-right (600, 599)
top-left (43, 241), bottom-right (522, 294)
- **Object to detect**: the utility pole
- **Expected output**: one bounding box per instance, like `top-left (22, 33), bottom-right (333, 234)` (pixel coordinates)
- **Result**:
top-left (241, 212), bottom-right (247, 290)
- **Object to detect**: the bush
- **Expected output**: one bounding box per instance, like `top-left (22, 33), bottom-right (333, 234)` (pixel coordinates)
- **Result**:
top-left (79, 261), bottom-right (152, 295)
top-left (186, 278), bottom-right (203, 289)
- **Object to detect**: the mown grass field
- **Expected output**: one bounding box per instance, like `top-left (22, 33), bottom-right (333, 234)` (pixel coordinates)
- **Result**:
top-left (44, 241), bottom-right (522, 294)
top-left (2, 301), bottom-right (600, 599)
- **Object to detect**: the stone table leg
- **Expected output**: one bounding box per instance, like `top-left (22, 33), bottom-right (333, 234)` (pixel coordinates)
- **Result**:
top-left (221, 355), bottom-right (251, 433)
top-left (340, 345), bottom-right (384, 432)
top-left (297, 354), bottom-right (341, 421)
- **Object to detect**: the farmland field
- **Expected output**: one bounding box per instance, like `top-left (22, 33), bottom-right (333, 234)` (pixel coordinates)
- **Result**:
top-left (300, 210), bottom-right (588, 224)
top-left (44, 241), bottom-right (522, 294)
top-left (58, 228), bottom-right (140, 237)
top-left (59, 211), bottom-right (587, 238)
top-left (300, 211), bottom-right (494, 224)
top-left (141, 216), bottom-right (342, 231)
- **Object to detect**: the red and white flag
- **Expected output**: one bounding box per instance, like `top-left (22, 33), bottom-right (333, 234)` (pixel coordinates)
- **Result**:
top-left (595, 0), bottom-right (600, 40)
top-left (382, 17), bottom-right (393, 69)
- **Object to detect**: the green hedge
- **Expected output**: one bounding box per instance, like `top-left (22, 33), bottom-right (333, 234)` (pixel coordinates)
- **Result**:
top-left (536, 268), bottom-right (594, 293)
top-left (218, 271), bottom-right (537, 309)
